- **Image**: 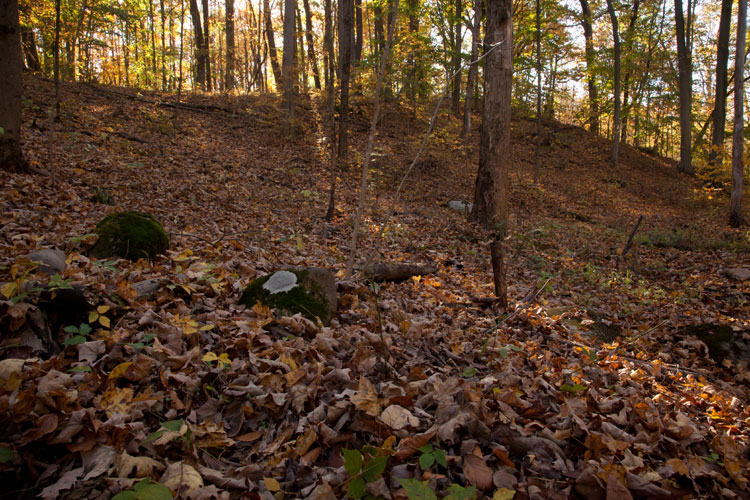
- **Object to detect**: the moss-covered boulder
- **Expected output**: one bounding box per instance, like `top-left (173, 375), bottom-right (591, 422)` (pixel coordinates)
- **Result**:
top-left (90, 211), bottom-right (169, 261)
top-left (239, 268), bottom-right (337, 325)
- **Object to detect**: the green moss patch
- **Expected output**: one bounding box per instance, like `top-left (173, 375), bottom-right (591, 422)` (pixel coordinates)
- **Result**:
top-left (90, 211), bottom-right (169, 261)
top-left (239, 269), bottom-right (335, 325)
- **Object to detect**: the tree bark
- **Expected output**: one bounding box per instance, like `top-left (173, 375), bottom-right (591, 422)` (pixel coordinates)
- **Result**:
top-left (21, 26), bottom-right (41, 71)
top-left (202, 0), bottom-right (212, 91)
top-left (471, 0), bottom-right (512, 306)
top-left (53, 0), bottom-right (61, 119)
top-left (263, 0), bottom-right (282, 88)
top-left (189, 0), bottom-right (206, 89)
top-left (226, 0), bottom-right (236, 90)
top-left (325, 0), bottom-right (337, 220)
top-left (354, 0), bottom-right (363, 62)
top-left (302, 0), bottom-right (321, 89)
top-left (461, 0), bottom-right (481, 140)
top-left (160, 0), bottom-right (167, 89)
top-left (730, 0), bottom-right (746, 227)
top-left (283, 0), bottom-right (297, 135)
top-left (674, 0), bottom-right (693, 174)
top-left (0, 0), bottom-right (27, 172)
top-left (710, 0), bottom-right (733, 167)
top-left (338, 0), bottom-right (354, 159)
top-left (452, 0), bottom-right (463, 115)
top-left (607, 0), bottom-right (620, 166)
top-left (620, 0), bottom-right (640, 143)
top-left (579, 0), bottom-right (598, 135)
top-left (534, 0), bottom-right (542, 181)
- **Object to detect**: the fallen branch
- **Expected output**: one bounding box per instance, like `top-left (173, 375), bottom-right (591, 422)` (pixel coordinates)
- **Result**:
top-left (621, 214), bottom-right (643, 257)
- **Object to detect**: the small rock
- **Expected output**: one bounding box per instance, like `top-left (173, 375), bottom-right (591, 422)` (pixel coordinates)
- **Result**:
top-left (726, 267), bottom-right (750, 281)
top-left (447, 200), bottom-right (473, 213)
top-left (131, 279), bottom-right (163, 298)
top-left (28, 249), bottom-right (66, 275)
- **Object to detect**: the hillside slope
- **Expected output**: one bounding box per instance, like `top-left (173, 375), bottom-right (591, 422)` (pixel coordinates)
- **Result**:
top-left (1, 76), bottom-right (748, 499)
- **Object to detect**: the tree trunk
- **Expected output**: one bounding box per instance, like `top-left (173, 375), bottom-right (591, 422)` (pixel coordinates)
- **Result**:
top-left (338, 0), bottom-right (354, 159)
top-left (579, 0), bottom-right (598, 135)
top-left (461, 0), bottom-right (481, 140)
top-left (0, 0), bottom-right (26, 172)
top-left (354, 0), bottom-right (363, 62)
top-left (674, 0), bottom-right (693, 174)
top-left (534, 0), bottom-right (542, 181)
top-left (325, 0), bottom-right (337, 220)
top-left (21, 26), bottom-right (41, 71)
top-left (374, 4), bottom-right (385, 58)
top-left (226, 0), bottom-right (235, 90)
top-left (710, 0), bottom-right (733, 167)
top-left (620, 0), bottom-right (640, 143)
top-left (263, 0), bottom-right (282, 88)
top-left (607, 0), bottom-right (620, 166)
top-left (53, 0), bottom-right (61, 120)
top-left (283, 0), bottom-right (297, 135)
top-left (148, 0), bottom-right (158, 87)
top-left (471, 0), bottom-right (512, 306)
top-left (160, 0), bottom-right (167, 89)
top-left (189, 0), bottom-right (206, 89)
top-left (302, 0), bottom-right (321, 89)
top-left (296, 4), bottom-right (307, 89)
top-left (202, 0), bottom-right (212, 91)
top-left (730, 0), bottom-right (746, 227)
top-left (452, 0), bottom-right (462, 115)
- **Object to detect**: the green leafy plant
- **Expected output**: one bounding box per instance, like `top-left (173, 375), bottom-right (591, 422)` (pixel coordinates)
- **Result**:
top-left (418, 444), bottom-right (446, 470)
top-left (63, 323), bottom-right (93, 345)
top-left (0, 447), bottom-right (14, 463)
top-left (128, 333), bottom-right (157, 350)
top-left (343, 447), bottom-right (389, 499)
top-left (142, 419), bottom-right (191, 448)
top-left (112, 479), bottom-right (172, 500)
top-left (397, 478), bottom-right (477, 500)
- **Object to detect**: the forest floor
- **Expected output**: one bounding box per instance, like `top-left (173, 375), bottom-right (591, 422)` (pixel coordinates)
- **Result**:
top-left (1, 75), bottom-right (749, 499)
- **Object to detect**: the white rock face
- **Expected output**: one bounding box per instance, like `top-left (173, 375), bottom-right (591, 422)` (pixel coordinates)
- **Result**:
top-left (447, 200), bottom-right (473, 213)
top-left (262, 270), bottom-right (298, 294)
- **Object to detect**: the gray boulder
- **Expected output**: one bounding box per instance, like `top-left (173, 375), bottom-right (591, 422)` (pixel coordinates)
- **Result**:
top-left (28, 249), bottom-right (66, 275)
top-left (447, 200), bottom-right (473, 213)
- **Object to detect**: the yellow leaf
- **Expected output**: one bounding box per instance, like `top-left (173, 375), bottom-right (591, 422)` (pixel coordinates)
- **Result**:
top-left (200, 324), bottom-right (214, 331)
top-left (493, 488), bottom-right (516, 500)
top-left (88, 311), bottom-right (99, 323)
top-left (263, 477), bottom-right (281, 492)
top-left (1, 282), bottom-right (17, 299)
top-left (202, 352), bottom-right (219, 363)
top-left (280, 355), bottom-right (298, 371)
top-left (99, 316), bottom-right (111, 328)
top-left (97, 305), bottom-right (110, 314)
top-left (108, 362), bottom-right (134, 381)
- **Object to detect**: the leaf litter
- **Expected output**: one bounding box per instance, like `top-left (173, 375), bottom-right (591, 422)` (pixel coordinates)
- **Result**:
top-left (0, 76), bottom-right (748, 498)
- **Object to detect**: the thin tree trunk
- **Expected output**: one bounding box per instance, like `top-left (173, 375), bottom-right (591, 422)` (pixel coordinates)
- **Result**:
top-left (452, 0), bottom-right (462, 114)
top-left (296, 4), bottom-right (307, 89)
top-left (534, 0), bottom-right (542, 181)
top-left (579, 0), bottom-right (598, 134)
top-left (264, 0), bottom-right (282, 87)
top-left (354, 0), bottom-right (363, 62)
top-left (178, 0), bottom-right (185, 100)
top-left (607, 0), bottom-right (620, 166)
top-left (674, 0), bottom-right (693, 174)
top-left (324, 0), bottom-right (338, 221)
top-left (471, 0), bottom-right (512, 307)
top-left (149, 0), bottom-right (158, 87)
top-left (226, 0), bottom-right (236, 90)
top-left (461, 0), bottom-right (481, 140)
top-left (620, 0), bottom-right (640, 143)
top-left (189, 0), bottom-right (206, 89)
top-left (160, 0), bottom-right (167, 89)
top-left (283, 0), bottom-right (297, 135)
top-left (202, 0), bottom-right (212, 91)
top-left (710, 0), bottom-right (733, 167)
top-left (730, 0), bottom-right (746, 226)
top-left (21, 26), bottom-right (41, 71)
top-left (302, 0), bottom-right (321, 89)
top-left (53, 0), bottom-right (61, 120)
top-left (0, 0), bottom-right (27, 172)
top-left (346, 0), bottom-right (401, 277)
top-left (338, 0), bottom-right (354, 159)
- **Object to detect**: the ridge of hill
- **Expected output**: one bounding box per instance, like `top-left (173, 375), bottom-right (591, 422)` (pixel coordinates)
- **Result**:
top-left (0, 76), bottom-right (748, 499)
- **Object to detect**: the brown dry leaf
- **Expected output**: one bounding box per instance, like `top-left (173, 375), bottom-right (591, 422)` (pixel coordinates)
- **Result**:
top-left (605, 472), bottom-right (633, 500)
top-left (394, 427), bottom-right (437, 460)
top-left (463, 454), bottom-right (494, 491)
top-left (263, 477), bottom-right (281, 492)
top-left (352, 376), bottom-right (381, 417)
top-left (115, 451), bottom-right (164, 478)
top-left (380, 404), bottom-right (419, 430)
top-left (160, 462), bottom-right (204, 495)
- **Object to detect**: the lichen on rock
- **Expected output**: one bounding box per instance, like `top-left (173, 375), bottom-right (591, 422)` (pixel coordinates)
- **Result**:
top-left (90, 211), bottom-right (169, 261)
top-left (239, 268), bottom-right (336, 325)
